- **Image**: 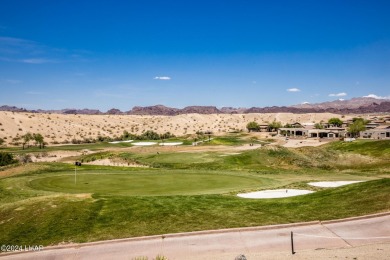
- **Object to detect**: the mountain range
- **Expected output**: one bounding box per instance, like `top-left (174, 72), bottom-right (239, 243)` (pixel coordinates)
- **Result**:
top-left (1, 97), bottom-right (390, 115)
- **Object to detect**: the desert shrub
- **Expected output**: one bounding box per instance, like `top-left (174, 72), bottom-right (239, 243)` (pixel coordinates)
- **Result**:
top-left (18, 154), bottom-right (32, 164)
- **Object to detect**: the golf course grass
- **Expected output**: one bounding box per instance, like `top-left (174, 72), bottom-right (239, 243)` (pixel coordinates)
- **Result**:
top-left (28, 171), bottom-right (268, 196)
top-left (0, 139), bottom-right (389, 246)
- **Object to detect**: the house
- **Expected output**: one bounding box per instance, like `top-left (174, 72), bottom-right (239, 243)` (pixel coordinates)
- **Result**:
top-left (307, 127), bottom-right (346, 138)
top-left (290, 122), bottom-right (304, 128)
top-left (258, 124), bottom-right (269, 132)
top-left (365, 122), bottom-right (380, 130)
top-left (277, 126), bottom-right (346, 139)
top-left (360, 128), bottom-right (390, 139)
top-left (278, 127), bottom-right (308, 137)
top-left (342, 120), bottom-right (353, 128)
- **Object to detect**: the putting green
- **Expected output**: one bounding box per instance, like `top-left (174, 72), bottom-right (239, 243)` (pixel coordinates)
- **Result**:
top-left (28, 172), bottom-right (266, 196)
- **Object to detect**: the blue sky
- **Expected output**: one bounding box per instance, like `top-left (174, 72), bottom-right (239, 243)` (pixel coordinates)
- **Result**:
top-left (0, 0), bottom-right (389, 111)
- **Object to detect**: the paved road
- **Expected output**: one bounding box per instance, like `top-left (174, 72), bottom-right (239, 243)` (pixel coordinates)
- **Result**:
top-left (2, 214), bottom-right (390, 260)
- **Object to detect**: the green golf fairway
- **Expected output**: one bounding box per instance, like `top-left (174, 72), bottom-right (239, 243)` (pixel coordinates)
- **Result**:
top-left (28, 172), bottom-right (266, 196)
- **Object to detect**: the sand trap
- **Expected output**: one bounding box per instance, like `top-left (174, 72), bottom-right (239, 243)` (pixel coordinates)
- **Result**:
top-left (84, 158), bottom-right (148, 167)
top-left (237, 189), bottom-right (314, 199)
top-left (159, 142), bottom-right (183, 146)
top-left (219, 152), bottom-right (242, 157)
top-left (108, 140), bottom-right (133, 144)
top-left (132, 142), bottom-right (157, 146)
top-left (308, 181), bottom-right (364, 187)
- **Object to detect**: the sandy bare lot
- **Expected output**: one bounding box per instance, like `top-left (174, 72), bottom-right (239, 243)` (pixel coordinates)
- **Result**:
top-left (0, 111), bottom-right (357, 145)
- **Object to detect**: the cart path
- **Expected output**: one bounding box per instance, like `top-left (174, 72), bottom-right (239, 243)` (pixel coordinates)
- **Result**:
top-left (2, 213), bottom-right (390, 260)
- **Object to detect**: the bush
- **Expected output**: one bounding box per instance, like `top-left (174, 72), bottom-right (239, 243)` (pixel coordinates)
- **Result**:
top-left (18, 154), bottom-right (32, 164)
top-left (0, 152), bottom-right (17, 166)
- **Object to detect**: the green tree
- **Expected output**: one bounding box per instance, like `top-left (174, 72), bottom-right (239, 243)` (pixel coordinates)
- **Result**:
top-left (33, 133), bottom-right (45, 149)
top-left (352, 117), bottom-right (370, 124)
top-left (141, 130), bottom-right (160, 140)
top-left (328, 118), bottom-right (343, 127)
top-left (122, 130), bottom-right (130, 140)
top-left (246, 121), bottom-right (260, 132)
top-left (0, 152), bottom-right (16, 166)
top-left (348, 120), bottom-right (366, 137)
top-left (196, 131), bottom-right (205, 141)
top-left (267, 121), bottom-right (282, 132)
top-left (22, 132), bottom-right (33, 149)
top-left (205, 130), bottom-right (213, 142)
top-left (314, 123), bottom-right (324, 129)
top-left (160, 132), bottom-right (175, 140)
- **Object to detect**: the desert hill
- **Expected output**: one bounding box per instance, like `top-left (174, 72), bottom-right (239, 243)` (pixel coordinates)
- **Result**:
top-left (2, 97), bottom-right (390, 115)
top-left (0, 111), bottom-right (356, 145)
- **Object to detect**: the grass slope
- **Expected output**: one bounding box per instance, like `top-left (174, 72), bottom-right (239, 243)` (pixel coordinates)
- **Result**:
top-left (1, 179), bottom-right (389, 245)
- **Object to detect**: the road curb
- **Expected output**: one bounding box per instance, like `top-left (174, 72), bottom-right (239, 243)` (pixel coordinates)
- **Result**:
top-left (321, 211), bottom-right (390, 224)
top-left (2, 211), bottom-right (389, 256)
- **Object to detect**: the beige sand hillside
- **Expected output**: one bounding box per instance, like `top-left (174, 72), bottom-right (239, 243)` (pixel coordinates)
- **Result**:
top-left (0, 111), bottom-right (356, 145)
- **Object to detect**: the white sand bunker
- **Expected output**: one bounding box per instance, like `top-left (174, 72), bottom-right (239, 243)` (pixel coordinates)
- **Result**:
top-left (308, 181), bottom-right (364, 187)
top-left (132, 142), bottom-right (157, 146)
top-left (109, 140), bottom-right (133, 144)
top-left (219, 152), bottom-right (241, 157)
top-left (159, 142), bottom-right (183, 146)
top-left (237, 189), bottom-right (314, 199)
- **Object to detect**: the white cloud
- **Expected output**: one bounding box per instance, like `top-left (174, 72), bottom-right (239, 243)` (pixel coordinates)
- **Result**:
top-left (329, 92), bottom-right (347, 97)
top-left (21, 58), bottom-right (55, 64)
top-left (364, 94), bottom-right (390, 99)
top-left (338, 99), bottom-right (345, 101)
top-left (5, 79), bottom-right (22, 84)
top-left (287, 88), bottom-right (300, 92)
top-left (0, 37), bottom-right (89, 64)
top-left (301, 101), bottom-right (310, 104)
top-left (25, 91), bottom-right (45, 95)
top-left (154, 76), bottom-right (171, 80)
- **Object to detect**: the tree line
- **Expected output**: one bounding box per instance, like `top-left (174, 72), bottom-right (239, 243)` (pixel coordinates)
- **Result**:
top-left (11, 132), bottom-right (46, 149)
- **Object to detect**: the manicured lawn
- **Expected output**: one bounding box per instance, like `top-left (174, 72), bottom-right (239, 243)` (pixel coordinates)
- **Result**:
top-left (28, 171), bottom-right (269, 196)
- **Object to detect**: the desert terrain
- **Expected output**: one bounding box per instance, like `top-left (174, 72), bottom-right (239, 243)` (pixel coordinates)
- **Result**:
top-left (0, 111), bottom-right (358, 146)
